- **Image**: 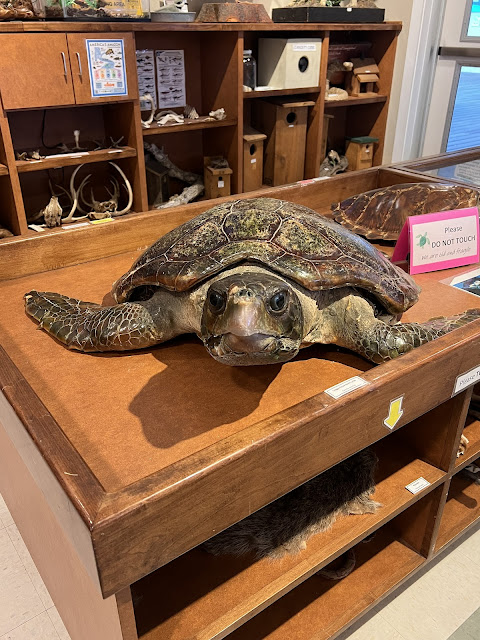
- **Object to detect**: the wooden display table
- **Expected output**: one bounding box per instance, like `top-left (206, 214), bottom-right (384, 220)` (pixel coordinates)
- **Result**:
top-left (0, 167), bottom-right (479, 640)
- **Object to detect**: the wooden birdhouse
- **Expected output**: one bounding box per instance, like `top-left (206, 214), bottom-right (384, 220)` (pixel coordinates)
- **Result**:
top-left (204, 156), bottom-right (233, 200)
top-left (346, 58), bottom-right (379, 97)
top-left (345, 136), bottom-right (379, 171)
top-left (243, 126), bottom-right (267, 193)
top-left (252, 98), bottom-right (315, 187)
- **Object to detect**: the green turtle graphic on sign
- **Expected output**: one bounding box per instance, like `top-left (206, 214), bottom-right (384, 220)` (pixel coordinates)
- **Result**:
top-left (416, 232), bottom-right (430, 248)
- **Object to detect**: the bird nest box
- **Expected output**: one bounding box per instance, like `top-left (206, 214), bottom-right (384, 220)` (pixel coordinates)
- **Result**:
top-left (346, 58), bottom-right (379, 97)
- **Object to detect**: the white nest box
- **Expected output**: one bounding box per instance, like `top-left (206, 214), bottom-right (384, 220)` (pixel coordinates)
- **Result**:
top-left (258, 38), bottom-right (322, 90)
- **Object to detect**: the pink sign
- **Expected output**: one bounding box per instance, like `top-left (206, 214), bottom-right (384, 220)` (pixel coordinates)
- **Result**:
top-left (391, 207), bottom-right (480, 275)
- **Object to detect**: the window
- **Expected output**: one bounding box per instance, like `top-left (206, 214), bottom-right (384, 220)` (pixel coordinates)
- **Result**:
top-left (462, 0), bottom-right (480, 39)
top-left (444, 65), bottom-right (480, 152)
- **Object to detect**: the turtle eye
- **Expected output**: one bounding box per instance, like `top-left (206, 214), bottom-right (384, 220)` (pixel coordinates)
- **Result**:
top-left (269, 291), bottom-right (287, 312)
top-left (208, 290), bottom-right (226, 313)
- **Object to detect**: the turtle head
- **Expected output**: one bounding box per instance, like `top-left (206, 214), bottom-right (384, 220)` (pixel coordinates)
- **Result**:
top-left (201, 272), bottom-right (303, 366)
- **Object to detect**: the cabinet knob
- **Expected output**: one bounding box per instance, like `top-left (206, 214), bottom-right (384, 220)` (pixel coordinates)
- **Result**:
top-left (76, 52), bottom-right (83, 82)
top-left (61, 51), bottom-right (67, 82)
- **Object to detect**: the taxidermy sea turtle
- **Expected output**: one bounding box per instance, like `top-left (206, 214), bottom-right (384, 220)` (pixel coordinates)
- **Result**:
top-left (333, 182), bottom-right (479, 241)
top-left (25, 198), bottom-right (480, 366)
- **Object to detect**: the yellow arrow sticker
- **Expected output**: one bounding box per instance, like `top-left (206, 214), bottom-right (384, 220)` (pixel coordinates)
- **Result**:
top-left (384, 395), bottom-right (404, 430)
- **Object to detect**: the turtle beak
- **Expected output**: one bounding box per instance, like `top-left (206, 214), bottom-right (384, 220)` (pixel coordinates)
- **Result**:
top-left (214, 287), bottom-right (268, 337)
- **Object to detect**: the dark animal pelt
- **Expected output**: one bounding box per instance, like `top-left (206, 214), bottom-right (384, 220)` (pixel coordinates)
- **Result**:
top-left (203, 449), bottom-right (380, 559)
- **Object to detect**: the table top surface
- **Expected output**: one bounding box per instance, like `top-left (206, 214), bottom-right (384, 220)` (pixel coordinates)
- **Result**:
top-left (0, 251), bottom-right (477, 492)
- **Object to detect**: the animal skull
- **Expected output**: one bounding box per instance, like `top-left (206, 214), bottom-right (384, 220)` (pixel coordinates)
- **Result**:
top-left (77, 162), bottom-right (133, 219)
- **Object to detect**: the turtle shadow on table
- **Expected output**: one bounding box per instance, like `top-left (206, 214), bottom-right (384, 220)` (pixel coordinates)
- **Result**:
top-left (129, 335), bottom-right (371, 450)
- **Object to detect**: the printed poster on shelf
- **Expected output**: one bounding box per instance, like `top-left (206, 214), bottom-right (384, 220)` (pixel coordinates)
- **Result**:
top-left (155, 49), bottom-right (186, 109)
top-left (136, 49), bottom-right (157, 110)
top-left (87, 40), bottom-right (128, 99)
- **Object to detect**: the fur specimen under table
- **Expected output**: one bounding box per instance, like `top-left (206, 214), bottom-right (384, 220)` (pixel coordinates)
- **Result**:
top-left (203, 449), bottom-right (380, 560)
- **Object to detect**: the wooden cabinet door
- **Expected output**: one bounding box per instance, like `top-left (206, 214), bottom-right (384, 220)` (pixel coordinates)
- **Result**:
top-left (0, 34), bottom-right (75, 110)
top-left (67, 33), bottom-right (138, 105)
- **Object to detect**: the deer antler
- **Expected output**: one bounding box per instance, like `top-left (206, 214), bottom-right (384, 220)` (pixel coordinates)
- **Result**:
top-left (109, 162), bottom-right (133, 216)
top-left (62, 165), bottom-right (89, 223)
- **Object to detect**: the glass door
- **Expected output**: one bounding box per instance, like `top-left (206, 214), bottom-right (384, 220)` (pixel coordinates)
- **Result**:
top-left (422, 0), bottom-right (480, 157)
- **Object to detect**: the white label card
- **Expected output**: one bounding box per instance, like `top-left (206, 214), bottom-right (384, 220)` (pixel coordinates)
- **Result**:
top-left (293, 43), bottom-right (316, 51)
top-left (453, 365), bottom-right (480, 395)
top-left (405, 477), bottom-right (431, 495)
top-left (324, 376), bottom-right (368, 399)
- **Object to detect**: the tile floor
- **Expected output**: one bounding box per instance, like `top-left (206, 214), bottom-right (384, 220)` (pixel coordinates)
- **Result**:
top-left (1, 490), bottom-right (479, 640)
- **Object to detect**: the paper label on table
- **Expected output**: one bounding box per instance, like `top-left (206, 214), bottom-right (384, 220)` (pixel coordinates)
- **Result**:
top-left (391, 208), bottom-right (479, 275)
top-left (454, 159), bottom-right (480, 186)
top-left (155, 49), bottom-right (186, 109)
top-left (453, 365), bottom-right (480, 395)
top-left (405, 477), bottom-right (431, 494)
top-left (324, 376), bottom-right (368, 399)
top-left (136, 49), bottom-right (157, 110)
top-left (86, 40), bottom-right (128, 98)
top-left (62, 222), bottom-right (90, 230)
top-left (293, 43), bottom-right (316, 51)
top-left (383, 395), bottom-right (404, 430)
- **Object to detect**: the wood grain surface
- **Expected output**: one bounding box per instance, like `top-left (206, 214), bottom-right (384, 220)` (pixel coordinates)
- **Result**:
top-left (1, 248), bottom-right (479, 596)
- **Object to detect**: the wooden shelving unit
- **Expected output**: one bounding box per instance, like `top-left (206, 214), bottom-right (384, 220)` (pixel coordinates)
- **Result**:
top-left (324, 95), bottom-right (388, 108)
top-left (456, 416), bottom-right (480, 470)
top-left (15, 147), bottom-right (137, 173)
top-left (142, 118), bottom-right (238, 136)
top-left (228, 527), bottom-right (425, 640)
top-left (435, 466), bottom-right (480, 552)
top-left (130, 438), bottom-right (445, 640)
top-left (0, 20), bottom-right (400, 236)
top-left (0, 168), bottom-right (479, 640)
top-left (244, 87), bottom-right (320, 100)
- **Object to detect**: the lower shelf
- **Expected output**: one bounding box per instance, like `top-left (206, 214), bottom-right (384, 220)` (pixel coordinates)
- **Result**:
top-left (456, 416), bottom-right (480, 469)
top-left (435, 466), bottom-right (480, 552)
top-left (228, 527), bottom-right (424, 640)
top-left (131, 440), bottom-right (444, 640)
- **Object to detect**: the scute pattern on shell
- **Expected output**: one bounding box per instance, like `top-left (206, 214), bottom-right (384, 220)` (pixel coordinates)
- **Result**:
top-left (113, 197), bottom-right (420, 314)
top-left (332, 183), bottom-right (479, 241)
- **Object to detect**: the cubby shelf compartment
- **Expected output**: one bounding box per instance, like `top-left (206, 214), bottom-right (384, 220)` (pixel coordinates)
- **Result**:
top-left (228, 528), bottom-right (424, 640)
top-left (456, 417), bottom-right (480, 470)
top-left (141, 118), bottom-right (238, 136)
top-left (131, 442), bottom-right (445, 640)
top-left (15, 147), bottom-right (137, 174)
top-left (0, 164), bottom-right (8, 175)
top-left (435, 469), bottom-right (480, 552)
top-left (244, 87), bottom-right (320, 100)
top-left (324, 95), bottom-right (388, 108)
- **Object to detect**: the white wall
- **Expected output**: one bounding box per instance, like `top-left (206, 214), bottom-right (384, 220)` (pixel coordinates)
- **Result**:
top-left (376, 0), bottom-right (414, 163)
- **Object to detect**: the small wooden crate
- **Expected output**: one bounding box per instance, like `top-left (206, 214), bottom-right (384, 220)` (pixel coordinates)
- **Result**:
top-left (252, 98), bottom-right (314, 186)
top-left (204, 157), bottom-right (233, 199)
top-left (243, 126), bottom-right (267, 192)
top-left (345, 136), bottom-right (379, 171)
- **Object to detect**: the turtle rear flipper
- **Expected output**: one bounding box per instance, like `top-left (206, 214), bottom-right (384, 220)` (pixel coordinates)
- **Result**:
top-left (25, 290), bottom-right (162, 352)
top-left (353, 308), bottom-right (480, 363)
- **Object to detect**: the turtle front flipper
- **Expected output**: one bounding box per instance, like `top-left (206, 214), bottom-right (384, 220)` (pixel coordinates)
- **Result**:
top-left (25, 291), bottom-right (163, 352)
top-left (350, 309), bottom-right (480, 364)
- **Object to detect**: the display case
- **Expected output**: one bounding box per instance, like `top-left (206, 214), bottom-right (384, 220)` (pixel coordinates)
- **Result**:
top-left (0, 166), bottom-right (479, 640)
top-left (395, 146), bottom-right (480, 187)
